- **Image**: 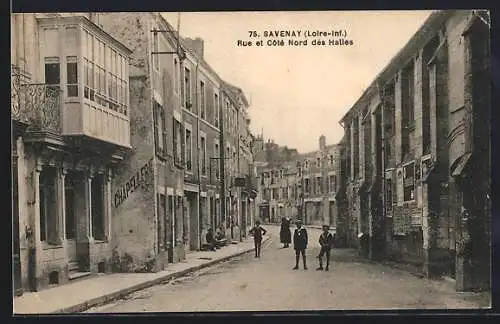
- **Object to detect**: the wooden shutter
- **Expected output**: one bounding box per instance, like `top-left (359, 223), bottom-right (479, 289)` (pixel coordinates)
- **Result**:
top-left (161, 109), bottom-right (167, 157)
top-left (172, 118), bottom-right (177, 163)
top-left (180, 122), bottom-right (186, 165)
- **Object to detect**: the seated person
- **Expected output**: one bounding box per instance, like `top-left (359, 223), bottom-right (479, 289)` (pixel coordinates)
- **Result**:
top-left (214, 228), bottom-right (227, 247)
top-left (205, 228), bottom-right (217, 251)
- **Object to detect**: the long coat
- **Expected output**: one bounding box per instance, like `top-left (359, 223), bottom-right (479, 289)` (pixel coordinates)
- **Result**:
top-left (293, 227), bottom-right (308, 250)
top-left (280, 219), bottom-right (291, 244)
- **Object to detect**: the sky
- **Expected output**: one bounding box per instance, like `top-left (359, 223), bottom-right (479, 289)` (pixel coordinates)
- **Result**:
top-left (163, 10), bottom-right (434, 153)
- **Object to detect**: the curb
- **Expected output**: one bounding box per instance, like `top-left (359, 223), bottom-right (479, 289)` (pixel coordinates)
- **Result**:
top-left (53, 236), bottom-right (271, 314)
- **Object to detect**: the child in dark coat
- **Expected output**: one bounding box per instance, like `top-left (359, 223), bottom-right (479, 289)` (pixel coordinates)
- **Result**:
top-left (293, 219), bottom-right (308, 270)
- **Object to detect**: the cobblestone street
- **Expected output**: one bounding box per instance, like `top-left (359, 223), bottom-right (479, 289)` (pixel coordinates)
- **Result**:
top-left (86, 226), bottom-right (489, 313)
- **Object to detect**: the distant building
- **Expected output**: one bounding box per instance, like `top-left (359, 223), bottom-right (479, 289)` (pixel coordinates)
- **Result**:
top-left (254, 135), bottom-right (344, 232)
top-left (297, 136), bottom-right (342, 229)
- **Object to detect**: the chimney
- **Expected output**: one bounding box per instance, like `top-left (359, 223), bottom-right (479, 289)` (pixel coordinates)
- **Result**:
top-left (186, 37), bottom-right (204, 58)
top-left (319, 135), bottom-right (326, 150)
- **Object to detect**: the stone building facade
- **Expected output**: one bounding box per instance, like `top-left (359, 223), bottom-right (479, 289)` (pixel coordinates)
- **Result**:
top-left (254, 135), bottom-right (343, 233)
top-left (256, 162), bottom-right (300, 223)
top-left (98, 12), bottom-right (255, 256)
top-left (12, 12), bottom-right (256, 294)
top-left (339, 10), bottom-right (490, 292)
top-left (297, 136), bottom-right (342, 229)
top-left (11, 13), bottom-right (132, 294)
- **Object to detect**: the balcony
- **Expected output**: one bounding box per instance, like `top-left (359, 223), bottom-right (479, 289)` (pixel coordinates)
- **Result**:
top-left (11, 66), bottom-right (62, 136)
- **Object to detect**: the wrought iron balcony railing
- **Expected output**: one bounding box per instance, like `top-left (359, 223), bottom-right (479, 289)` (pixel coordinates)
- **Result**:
top-left (11, 65), bottom-right (62, 133)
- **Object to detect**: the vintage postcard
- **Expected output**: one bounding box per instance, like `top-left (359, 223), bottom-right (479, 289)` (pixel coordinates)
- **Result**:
top-left (11, 10), bottom-right (492, 314)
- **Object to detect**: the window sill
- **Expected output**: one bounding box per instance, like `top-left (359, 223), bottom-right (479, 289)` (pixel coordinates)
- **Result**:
top-left (94, 239), bottom-right (108, 244)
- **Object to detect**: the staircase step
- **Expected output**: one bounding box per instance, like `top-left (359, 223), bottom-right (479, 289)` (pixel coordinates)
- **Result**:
top-left (69, 272), bottom-right (91, 281)
top-left (68, 262), bottom-right (79, 272)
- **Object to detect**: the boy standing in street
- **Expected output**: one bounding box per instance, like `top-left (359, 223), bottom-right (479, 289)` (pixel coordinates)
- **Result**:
top-left (317, 225), bottom-right (334, 271)
top-left (293, 219), bottom-right (308, 270)
top-left (249, 221), bottom-right (267, 258)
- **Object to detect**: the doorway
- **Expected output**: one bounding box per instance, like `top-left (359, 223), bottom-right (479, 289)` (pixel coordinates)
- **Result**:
top-left (12, 156), bottom-right (22, 296)
top-left (166, 195), bottom-right (174, 263)
top-left (65, 171), bottom-right (77, 263)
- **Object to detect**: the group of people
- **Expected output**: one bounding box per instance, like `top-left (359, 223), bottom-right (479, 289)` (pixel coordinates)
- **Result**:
top-left (249, 217), bottom-right (335, 271)
top-left (205, 227), bottom-right (227, 251)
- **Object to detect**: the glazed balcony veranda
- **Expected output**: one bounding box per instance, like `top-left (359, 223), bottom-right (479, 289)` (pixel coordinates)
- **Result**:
top-left (11, 65), bottom-right (62, 133)
top-left (11, 64), bottom-right (131, 148)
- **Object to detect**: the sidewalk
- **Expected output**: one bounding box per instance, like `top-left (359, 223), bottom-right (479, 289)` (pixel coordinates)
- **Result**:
top-left (13, 235), bottom-right (270, 315)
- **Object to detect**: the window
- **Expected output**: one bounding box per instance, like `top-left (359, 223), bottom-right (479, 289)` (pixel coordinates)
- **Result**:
top-left (422, 37), bottom-right (439, 156)
top-left (201, 135), bottom-right (207, 176)
top-left (353, 118), bottom-right (360, 178)
top-left (44, 57), bottom-right (60, 89)
top-left (305, 178), bottom-right (310, 193)
top-left (232, 150), bottom-right (236, 174)
top-left (184, 67), bottom-right (191, 108)
top-left (214, 142), bottom-right (220, 179)
top-left (233, 109), bottom-right (237, 133)
top-left (316, 157), bottom-right (321, 168)
top-left (39, 167), bottom-right (58, 244)
top-left (94, 39), bottom-right (107, 108)
top-left (81, 30), bottom-right (127, 115)
top-left (385, 178), bottom-right (393, 213)
top-left (66, 56), bottom-right (78, 97)
top-left (84, 31), bottom-right (95, 101)
top-left (280, 170), bottom-right (283, 178)
top-left (316, 176), bottom-right (322, 194)
top-left (91, 174), bottom-right (106, 240)
top-left (152, 31), bottom-right (159, 70)
top-left (263, 188), bottom-right (270, 200)
top-left (174, 59), bottom-right (179, 94)
top-left (200, 81), bottom-right (206, 119)
top-left (153, 101), bottom-right (167, 157)
top-left (403, 162), bottom-right (415, 201)
top-left (329, 155), bottom-right (334, 166)
top-left (65, 172), bottom-right (76, 239)
top-left (402, 63), bottom-right (415, 126)
top-left (185, 126), bottom-right (192, 172)
top-left (402, 62), bottom-right (415, 160)
top-left (329, 175), bottom-right (336, 193)
top-left (272, 188), bottom-right (279, 200)
top-left (214, 93), bottom-right (219, 127)
top-left (173, 119), bottom-right (182, 165)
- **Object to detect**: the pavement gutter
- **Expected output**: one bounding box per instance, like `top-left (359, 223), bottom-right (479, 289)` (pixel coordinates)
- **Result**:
top-left (51, 236), bottom-right (270, 314)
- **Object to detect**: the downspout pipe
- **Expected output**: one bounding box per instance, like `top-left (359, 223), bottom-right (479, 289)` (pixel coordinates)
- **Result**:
top-left (237, 110), bottom-right (242, 242)
top-left (219, 92), bottom-right (226, 237)
top-left (195, 58), bottom-right (202, 250)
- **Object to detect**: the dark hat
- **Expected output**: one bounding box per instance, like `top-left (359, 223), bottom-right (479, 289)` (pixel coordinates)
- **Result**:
top-left (295, 219), bottom-right (303, 224)
top-left (322, 224), bottom-right (330, 230)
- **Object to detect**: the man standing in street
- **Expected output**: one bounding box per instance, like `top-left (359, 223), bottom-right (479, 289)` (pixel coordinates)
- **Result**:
top-left (249, 221), bottom-right (267, 258)
top-left (317, 224), bottom-right (334, 271)
top-left (293, 219), bottom-right (308, 270)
